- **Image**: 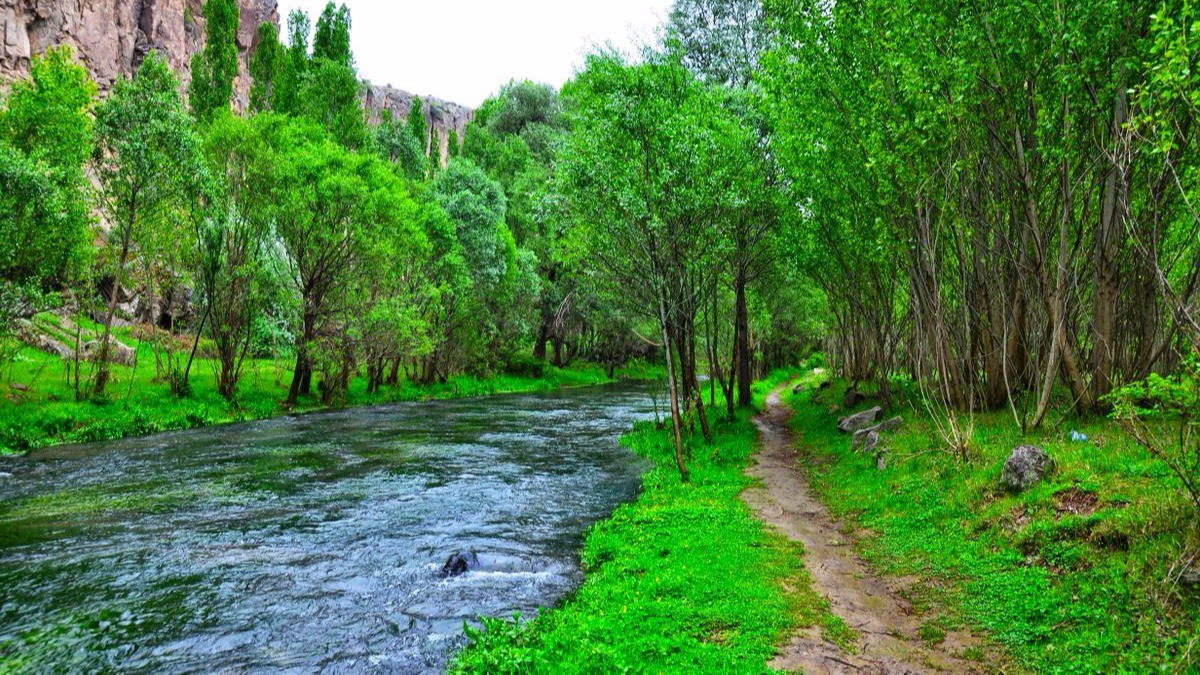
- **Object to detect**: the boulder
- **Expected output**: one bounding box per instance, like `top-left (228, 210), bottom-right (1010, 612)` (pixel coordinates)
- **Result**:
top-left (440, 551), bottom-right (478, 578)
top-left (837, 406), bottom-right (883, 434)
top-left (844, 388), bottom-right (867, 408)
top-left (851, 415), bottom-right (905, 453)
top-left (1001, 445), bottom-right (1055, 492)
top-left (81, 337), bottom-right (137, 367)
top-left (13, 319), bottom-right (74, 360)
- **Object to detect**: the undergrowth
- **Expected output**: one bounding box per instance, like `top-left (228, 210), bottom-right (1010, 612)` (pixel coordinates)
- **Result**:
top-left (783, 373), bottom-right (1200, 673)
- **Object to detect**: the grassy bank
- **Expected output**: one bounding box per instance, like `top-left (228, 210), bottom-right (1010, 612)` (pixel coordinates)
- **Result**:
top-left (782, 371), bottom-right (1200, 672)
top-left (451, 370), bottom-right (839, 673)
top-left (0, 329), bottom-right (662, 455)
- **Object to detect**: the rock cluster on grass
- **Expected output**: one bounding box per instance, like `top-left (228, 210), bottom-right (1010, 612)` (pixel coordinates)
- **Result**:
top-left (1001, 445), bottom-right (1055, 492)
top-left (851, 416), bottom-right (904, 454)
top-left (837, 406), bottom-right (883, 433)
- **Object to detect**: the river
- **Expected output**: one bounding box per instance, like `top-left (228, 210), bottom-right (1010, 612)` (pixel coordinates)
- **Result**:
top-left (0, 382), bottom-right (660, 673)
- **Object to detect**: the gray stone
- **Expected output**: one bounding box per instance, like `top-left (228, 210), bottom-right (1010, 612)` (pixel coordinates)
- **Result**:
top-left (81, 337), bottom-right (136, 367)
top-left (851, 415), bottom-right (905, 452)
top-left (837, 406), bottom-right (883, 434)
top-left (1001, 445), bottom-right (1055, 492)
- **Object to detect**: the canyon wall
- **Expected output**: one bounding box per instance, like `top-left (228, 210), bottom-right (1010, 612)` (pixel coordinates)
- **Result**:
top-left (0, 0), bottom-right (473, 159)
top-left (0, 0), bottom-right (278, 109)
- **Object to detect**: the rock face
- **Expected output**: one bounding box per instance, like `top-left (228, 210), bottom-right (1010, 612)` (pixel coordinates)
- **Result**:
top-left (837, 406), bottom-right (883, 434)
top-left (1001, 445), bottom-right (1055, 492)
top-left (1, 0), bottom-right (279, 109)
top-left (362, 84), bottom-right (474, 167)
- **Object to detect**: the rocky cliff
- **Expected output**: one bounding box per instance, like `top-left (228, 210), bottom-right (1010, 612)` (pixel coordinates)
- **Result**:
top-left (363, 84), bottom-right (474, 166)
top-left (0, 0), bottom-right (472, 160)
top-left (0, 0), bottom-right (278, 108)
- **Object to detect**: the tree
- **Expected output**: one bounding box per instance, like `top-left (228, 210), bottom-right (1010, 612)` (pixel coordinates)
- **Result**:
top-left (312, 2), bottom-right (353, 66)
top-left (372, 109), bottom-right (425, 179)
top-left (189, 0), bottom-right (240, 122)
top-left (299, 56), bottom-right (366, 149)
top-left (666, 0), bottom-right (770, 87)
top-left (559, 52), bottom-right (748, 480)
top-left (92, 51), bottom-right (202, 396)
top-left (0, 44), bottom-right (95, 307)
top-left (231, 115), bottom-right (378, 405)
top-left (249, 22), bottom-right (284, 113)
top-left (407, 97), bottom-right (428, 154)
top-left (274, 10), bottom-right (312, 116)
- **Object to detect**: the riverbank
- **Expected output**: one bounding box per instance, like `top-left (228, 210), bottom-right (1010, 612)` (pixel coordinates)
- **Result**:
top-left (0, 335), bottom-right (662, 455)
top-left (450, 370), bottom-right (846, 673)
top-left (781, 372), bottom-right (1200, 672)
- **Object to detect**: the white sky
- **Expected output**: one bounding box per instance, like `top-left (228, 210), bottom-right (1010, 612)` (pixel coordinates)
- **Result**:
top-left (274, 0), bottom-right (673, 108)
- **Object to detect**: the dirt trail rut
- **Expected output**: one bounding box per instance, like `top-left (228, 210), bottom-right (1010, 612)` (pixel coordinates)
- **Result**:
top-left (742, 386), bottom-right (987, 674)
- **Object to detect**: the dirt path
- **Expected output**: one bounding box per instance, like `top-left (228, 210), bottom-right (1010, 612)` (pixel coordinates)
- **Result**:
top-left (742, 385), bottom-right (987, 674)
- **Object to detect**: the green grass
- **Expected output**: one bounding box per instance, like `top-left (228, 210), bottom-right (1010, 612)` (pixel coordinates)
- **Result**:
top-left (0, 326), bottom-right (662, 455)
top-left (781, 371), bottom-right (1200, 673)
top-left (451, 370), bottom-right (836, 673)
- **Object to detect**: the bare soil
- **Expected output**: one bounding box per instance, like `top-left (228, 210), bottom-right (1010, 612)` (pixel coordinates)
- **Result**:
top-left (742, 385), bottom-right (995, 674)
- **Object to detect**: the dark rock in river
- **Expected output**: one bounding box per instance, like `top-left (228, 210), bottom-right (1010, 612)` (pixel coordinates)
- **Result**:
top-left (1001, 445), bottom-right (1055, 492)
top-left (441, 551), bottom-right (478, 577)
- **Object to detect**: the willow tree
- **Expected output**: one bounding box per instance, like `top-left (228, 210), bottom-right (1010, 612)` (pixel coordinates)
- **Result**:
top-left (559, 52), bottom-right (748, 480)
top-left (92, 52), bottom-right (201, 396)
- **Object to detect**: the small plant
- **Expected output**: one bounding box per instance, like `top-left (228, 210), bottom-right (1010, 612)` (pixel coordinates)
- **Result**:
top-left (1109, 356), bottom-right (1200, 510)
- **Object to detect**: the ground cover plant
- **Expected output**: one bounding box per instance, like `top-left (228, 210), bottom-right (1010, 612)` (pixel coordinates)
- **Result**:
top-left (783, 373), bottom-right (1200, 672)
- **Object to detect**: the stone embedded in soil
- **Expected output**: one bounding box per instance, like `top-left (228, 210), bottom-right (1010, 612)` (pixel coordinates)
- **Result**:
top-left (837, 406), bottom-right (883, 434)
top-left (1001, 445), bottom-right (1055, 492)
top-left (851, 416), bottom-right (904, 453)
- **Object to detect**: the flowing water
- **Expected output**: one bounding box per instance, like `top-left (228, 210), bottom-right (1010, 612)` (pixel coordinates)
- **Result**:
top-left (0, 382), bottom-right (660, 673)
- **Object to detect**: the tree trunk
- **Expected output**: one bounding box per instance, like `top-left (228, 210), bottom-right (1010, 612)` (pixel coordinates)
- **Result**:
top-left (658, 294), bottom-right (689, 483)
top-left (735, 269), bottom-right (752, 407)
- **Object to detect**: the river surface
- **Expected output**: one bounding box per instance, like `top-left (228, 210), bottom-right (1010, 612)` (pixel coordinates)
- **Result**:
top-left (0, 382), bottom-right (660, 673)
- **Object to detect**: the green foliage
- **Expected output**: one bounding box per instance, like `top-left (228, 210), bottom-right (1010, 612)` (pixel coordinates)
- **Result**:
top-left (781, 367), bottom-right (1200, 671)
top-left (372, 108), bottom-right (424, 178)
top-left (667, 0), bottom-right (769, 86)
top-left (312, 2), bottom-right (353, 66)
top-left (406, 97), bottom-right (427, 152)
top-left (452, 408), bottom-right (834, 672)
top-left (1, 45), bottom-right (96, 170)
top-left (298, 56), bottom-right (366, 149)
top-left (433, 159), bottom-right (511, 292)
top-left (249, 22), bottom-right (284, 113)
top-left (188, 0), bottom-right (240, 122)
top-left (0, 46), bottom-right (95, 318)
top-left (273, 10), bottom-right (312, 116)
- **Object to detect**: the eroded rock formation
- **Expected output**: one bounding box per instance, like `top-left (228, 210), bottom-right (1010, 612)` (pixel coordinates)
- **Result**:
top-left (0, 1), bottom-right (472, 160)
top-left (0, 0), bottom-right (279, 108)
top-left (363, 84), bottom-right (474, 166)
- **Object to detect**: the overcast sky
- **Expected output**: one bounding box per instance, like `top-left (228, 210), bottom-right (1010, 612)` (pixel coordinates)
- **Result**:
top-left (274, 0), bottom-right (673, 107)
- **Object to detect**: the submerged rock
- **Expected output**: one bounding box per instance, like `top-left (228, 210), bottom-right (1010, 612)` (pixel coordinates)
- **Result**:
top-left (440, 552), bottom-right (478, 578)
top-left (1001, 445), bottom-right (1055, 492)
top-left (837, 406), bottom-right (883, 434)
